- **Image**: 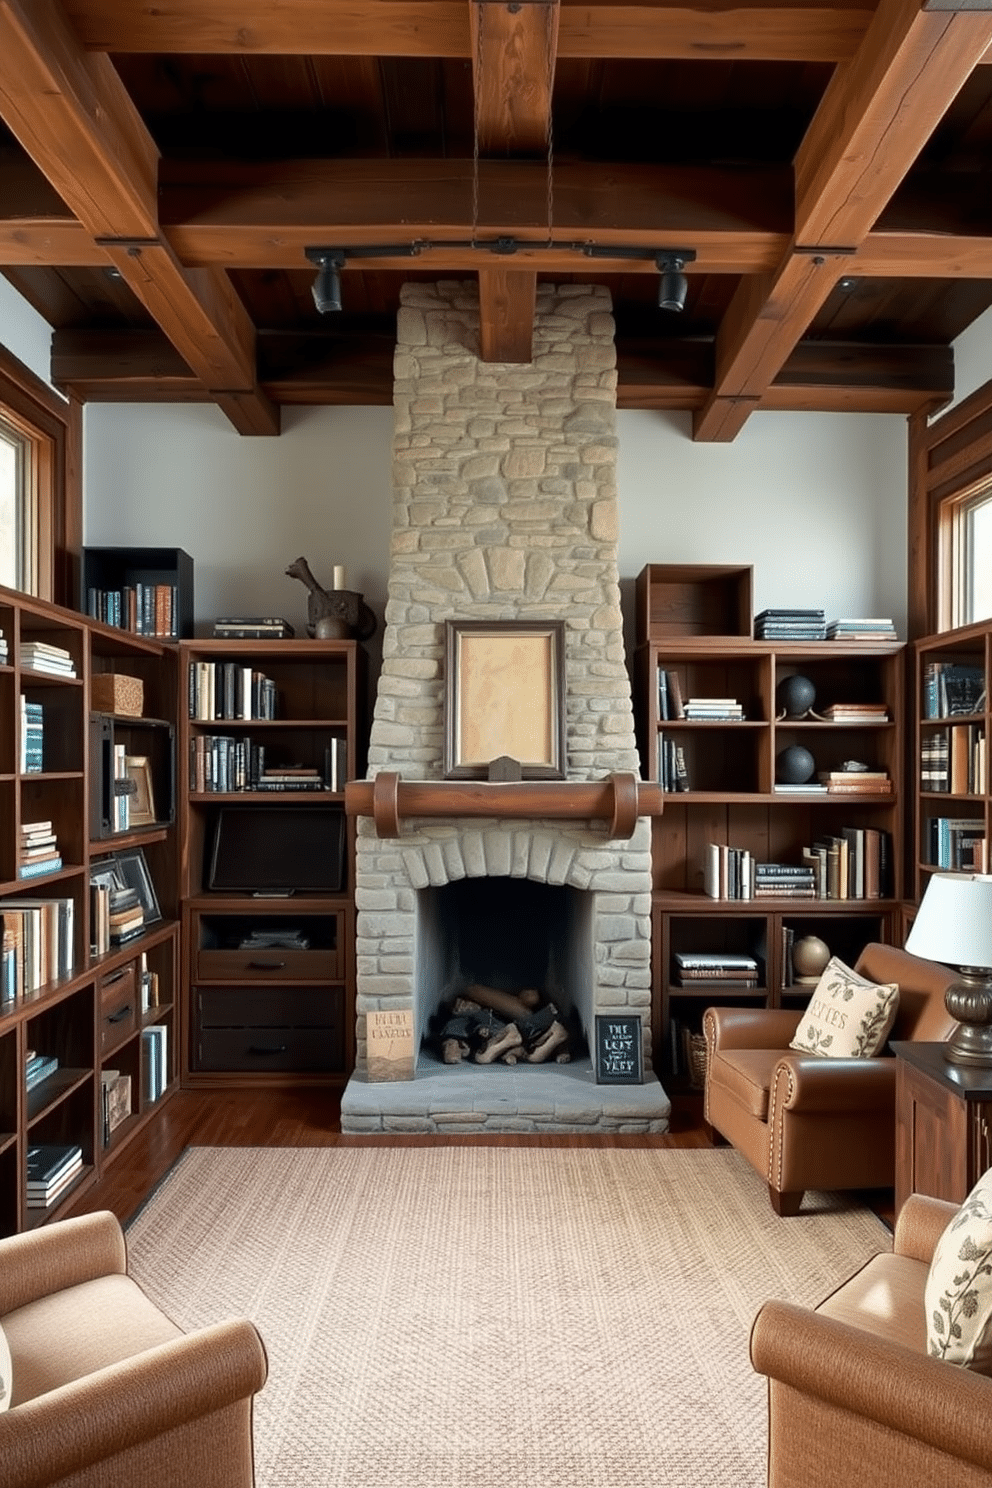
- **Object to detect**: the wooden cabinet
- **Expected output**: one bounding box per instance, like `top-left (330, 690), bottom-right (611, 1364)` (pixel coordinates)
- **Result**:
top-left (893, 1041), bottom-right (992, 1218)
top-left (82, 545), bottom-right (194, 640)
top-left (178, 639), bottom-right (365, 1087)
top-left (0, 584), bottom-right (180, 1235)
top-left (632, 564), bottom-right (904, 1086)
top-left (912, 620), bottom-right (990, 900)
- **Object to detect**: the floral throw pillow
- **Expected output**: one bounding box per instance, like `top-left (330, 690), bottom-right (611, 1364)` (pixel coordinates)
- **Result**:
top-left (0, 1320), bottom-right (10, 1412)
top-left (925, 1168), bottom-right (992, 1373)
top-left (788, 955), bottom-right (899, 1057)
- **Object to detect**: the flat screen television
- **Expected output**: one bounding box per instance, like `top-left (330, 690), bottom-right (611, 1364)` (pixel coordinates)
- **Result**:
top-left (207, 805), bottom-right (346, 894)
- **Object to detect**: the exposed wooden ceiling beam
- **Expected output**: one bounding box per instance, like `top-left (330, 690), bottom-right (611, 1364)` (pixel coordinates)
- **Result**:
top-left (62, 0), bottom-right (874, 63)
top-left (477, 268), bottom-right (537, 362)
top-left (51, 326), bottom-right (953, 416)
top-left (0, 0), bottom-right (277, 435)
top-left (695, 0), bottom-right (992, 441)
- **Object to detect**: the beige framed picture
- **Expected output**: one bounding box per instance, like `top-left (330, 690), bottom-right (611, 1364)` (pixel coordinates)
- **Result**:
top-left (124, 755), bottom-right (156, 826)
top-left (444, 620), bottom-right (566, 779)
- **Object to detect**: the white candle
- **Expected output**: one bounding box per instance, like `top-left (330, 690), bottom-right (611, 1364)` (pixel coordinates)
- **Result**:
top-left (332, 565), bottom-right (347, 590)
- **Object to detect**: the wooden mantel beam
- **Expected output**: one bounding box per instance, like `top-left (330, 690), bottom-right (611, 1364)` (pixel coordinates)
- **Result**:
top-left (62, 0), bottom-right (875, 64)
top-left (0, 0), bottom-right (278, 435)
top-left (695, 0), bottom-right (992, 442)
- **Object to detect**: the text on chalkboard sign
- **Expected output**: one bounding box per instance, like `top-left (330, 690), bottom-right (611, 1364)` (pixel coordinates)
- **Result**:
top-left (594, 1015), bottom-right (643, 1084)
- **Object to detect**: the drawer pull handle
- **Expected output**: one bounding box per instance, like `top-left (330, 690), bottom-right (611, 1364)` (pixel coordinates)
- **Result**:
top-left (107, 1005), bottom-right (133, 1023)
top-left (247, 959), bottom-right (287, 970)
top-left (249, 1044), bottom-right (288, 1055)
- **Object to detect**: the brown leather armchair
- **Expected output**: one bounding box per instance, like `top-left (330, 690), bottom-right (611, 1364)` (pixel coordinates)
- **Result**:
top-left (751, 1193), bottom-right (992, 1486)
top-left (0, 1210), bottom-right (267, 1488)
top-left (703, 943), bottom-right (958, 1215)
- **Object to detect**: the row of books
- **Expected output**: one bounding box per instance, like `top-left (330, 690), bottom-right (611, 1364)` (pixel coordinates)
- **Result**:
top-left (27, 1143), bottom-right (83, 1209)
top-left (19, 695), bottom-right (43, 773)
top-left (86, 583), bottom-right (179, 638)
top-left (0, 629), bottom-right (7, 665)
top-left (815, 702), bottom-right (890, 723)
top-left (702, 830), bottom-right (892, 900)
top-left (142, 1024), bottom-right (169, 1102)
top-left (0, 896), bottom-right (75, 999)
top-left (20, 640), bottom-right (76, 677)
top-left (18, 818), bottom-right (63, 880)
top-left (189, 736), bottom-right (348, 793)
top-left (657, 735), bottom-right (689, 792)
top-left (921, 724), bottom-right (986, 795)
top-left (825, 618), bottom-right (897, 641)
top-left (658, 673), bottom-right (745, 719)
top-left (922, 661), bottom-right (987, 719)
top-left (925, 817), bottom-right (988, 872)
top-left (188, 661), bottom-right (278, 721)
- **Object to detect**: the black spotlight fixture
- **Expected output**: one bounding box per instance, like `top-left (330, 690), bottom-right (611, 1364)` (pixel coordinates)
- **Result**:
top-left (305, 248), bottom-right (346, 314)
top-left (655, 249), bottom-right (696, 313)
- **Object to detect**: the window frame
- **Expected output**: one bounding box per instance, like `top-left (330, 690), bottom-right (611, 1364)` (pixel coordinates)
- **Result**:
top-left (0, 340), bottom-right (80, 606)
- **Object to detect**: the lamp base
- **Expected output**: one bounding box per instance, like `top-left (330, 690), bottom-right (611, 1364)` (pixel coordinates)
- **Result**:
top-left (943, 971), bottom-right (992, 1067)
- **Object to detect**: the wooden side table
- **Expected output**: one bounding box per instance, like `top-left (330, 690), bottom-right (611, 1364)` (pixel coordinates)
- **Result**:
top-left (893, 1041), bottom-right (992, 1219)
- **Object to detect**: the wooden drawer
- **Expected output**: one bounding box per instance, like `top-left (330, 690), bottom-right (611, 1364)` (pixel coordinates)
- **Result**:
top-left (195, 1023), bottom-right (345, 1073)
top-left (196, 985), bottom-right (341, 1028)
top-left (99, 965), bottom-right (137, 1056)
top-left (195, 946), bottom-right (342, 981)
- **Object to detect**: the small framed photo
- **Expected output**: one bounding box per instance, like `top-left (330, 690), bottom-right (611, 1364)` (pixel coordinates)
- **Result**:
top-left (124, 755), bottom-right (156, 827)
top-left (112, 847), bottom-right (161, 923)
top-left (89, 862), bottom-right (126, 895)
top-left (444, 619), bottom-right (566, 779)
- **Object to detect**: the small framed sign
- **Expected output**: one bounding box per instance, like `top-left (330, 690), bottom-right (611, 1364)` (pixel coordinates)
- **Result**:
top-left (594, 1015), bottom-right (643, 1084)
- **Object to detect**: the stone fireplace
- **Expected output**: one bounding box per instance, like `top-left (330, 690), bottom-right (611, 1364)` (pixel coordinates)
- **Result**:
top-left (341, 280), bottom-right (670, 1133)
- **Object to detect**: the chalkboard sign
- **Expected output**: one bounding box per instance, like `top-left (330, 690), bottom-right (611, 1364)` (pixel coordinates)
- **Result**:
top-left (594, 1015), bottom-right (643, 1084)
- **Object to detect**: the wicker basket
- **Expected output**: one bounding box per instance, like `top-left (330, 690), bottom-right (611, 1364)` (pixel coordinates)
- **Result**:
top-left (91, 672), bottom-right (144, 717)
top-left (685, 1032), bottom-right (708, 1089)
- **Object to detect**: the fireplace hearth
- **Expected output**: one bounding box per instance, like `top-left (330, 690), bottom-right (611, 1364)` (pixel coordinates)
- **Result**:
top-left (341, 281), bottom-right (670, 1133)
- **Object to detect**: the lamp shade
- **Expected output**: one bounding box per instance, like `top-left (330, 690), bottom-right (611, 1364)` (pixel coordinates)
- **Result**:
top-left (905, 873), bottom-right (992, 969)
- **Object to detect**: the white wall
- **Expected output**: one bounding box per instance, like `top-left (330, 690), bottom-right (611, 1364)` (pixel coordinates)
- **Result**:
top-left (0, 278), bottom-right (56, 388)
top-left (946, 302), bottom-right (992, 409)
top-left (83, 399), bottom-right (910, 646)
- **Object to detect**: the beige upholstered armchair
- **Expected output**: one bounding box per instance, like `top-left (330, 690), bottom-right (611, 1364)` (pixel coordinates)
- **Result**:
top-left (751, 1193), bottom-right (992, 1487)
top-left (0, 1210), bottom-right (267, 1488)
top-left (703, 943), bottom-right (958, 1215)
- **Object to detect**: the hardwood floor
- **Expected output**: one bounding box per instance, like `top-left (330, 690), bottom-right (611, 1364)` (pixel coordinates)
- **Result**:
top-left (65, 1085), bottom-right (712, 1228)
top-left (65, 1085), bottom-right (894, 1230)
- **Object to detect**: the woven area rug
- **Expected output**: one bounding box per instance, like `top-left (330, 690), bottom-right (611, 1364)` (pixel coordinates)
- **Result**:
top-left (125, 1146), bottom-right (890, 1488)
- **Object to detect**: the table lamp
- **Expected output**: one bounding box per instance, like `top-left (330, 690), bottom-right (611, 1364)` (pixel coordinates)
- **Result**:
top-left (905, 872), bottom-right (992, 1066)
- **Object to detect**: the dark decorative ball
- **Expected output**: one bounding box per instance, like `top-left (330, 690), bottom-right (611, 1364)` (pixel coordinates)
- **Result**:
top-left (776, 744), bottom-right (816, 784)
top-left (776, 674), bottom-right (816, 717)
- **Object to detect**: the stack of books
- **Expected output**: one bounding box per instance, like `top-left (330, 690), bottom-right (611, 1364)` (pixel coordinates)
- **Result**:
top-left (817, 702), bottom-right (889, 724)
top-left (827, 618), bottom-right (897, 641)
top-left (683, 698), bottom-right (744, 721)
top-left (20, 640), bottom-right (76, 677)
top-left (657, 668), bottom-right (685, 719)
top-left (26, 1143), bottom-right (83, 1209)
top-left (703, 842), bottom-right (754, 899)
top-left (19, 695), bottom-right (43, 772)
top-left (109, 885), bottom-right (144, 946)
top-left (672, 951), bottom-right (760, 988)
top-left (658, 735), bottom-right (689, 792)
top-left (817, 769), bottom-right (891, 794)
top-left (754, 608), bottom-right (826, 640)
top-left (18, 821), bottom-right (63, 878)
top-left (25, 1049), bottom-right (59, 1092)
top-left (212, 616), bottom-right (294, 639)
top-left (753, 862), bottom-right (817, 898)
top-left (257, 764), bottom-right (325, 792)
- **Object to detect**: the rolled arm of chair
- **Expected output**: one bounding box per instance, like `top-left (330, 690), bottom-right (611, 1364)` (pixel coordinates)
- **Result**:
top-left (0, 1212), bottom-right (126, 1316)
top-left (772, 1053), bottom-right (895, 1114)
top-left (894, 1192), bottom-right (958, 1264)
top-left (750, 1300), bottom-right (992, 1475)
top-left (0, 1318), bottom-right (268, 1488)
top-left (703, 1006), bottom-right (802, 1052)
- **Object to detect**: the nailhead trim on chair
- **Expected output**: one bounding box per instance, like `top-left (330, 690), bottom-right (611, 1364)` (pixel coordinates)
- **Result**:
top-left (766, 1060), bottom-right (796, 1192)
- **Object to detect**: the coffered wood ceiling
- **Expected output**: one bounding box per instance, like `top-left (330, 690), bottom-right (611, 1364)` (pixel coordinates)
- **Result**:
top-left (3, 0), bottom-right (992, 436)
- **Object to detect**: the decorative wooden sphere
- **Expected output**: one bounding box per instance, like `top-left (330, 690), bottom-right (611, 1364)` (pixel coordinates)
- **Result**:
top-left (793, 935), bottom-right (830, 983)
